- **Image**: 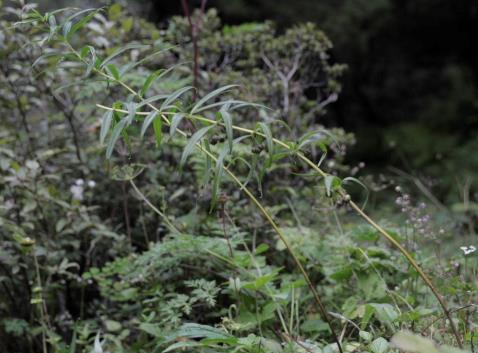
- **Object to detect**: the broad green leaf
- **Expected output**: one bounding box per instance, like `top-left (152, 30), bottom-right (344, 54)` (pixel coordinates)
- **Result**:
top-left (100, 110), bottom-right (113, 144)
top-left (180, 125), bottom-right (214, 168)
top-left (140, 111), bottom-right (158, 138)
top-left (391, 331), bottom-right (440, 353)
top-left (190, 84), bottom-right (238, 114)
top-left (370, 337), bottom-right (389, 353)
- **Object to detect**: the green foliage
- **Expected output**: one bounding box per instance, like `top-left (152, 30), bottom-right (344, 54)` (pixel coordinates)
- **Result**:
top-left (0, 3), bottom-right (476, 353)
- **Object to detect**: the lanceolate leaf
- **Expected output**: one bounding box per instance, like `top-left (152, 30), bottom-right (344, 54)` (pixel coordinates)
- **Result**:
top-left (140, 111), bottom-right (158, 138)
top-left (152, 116), bottom-right (162, 148)
top-left (100, 43), bottom-right (149, 70)
top-left (324, 175), bottom-right (341, 197)
top-left (105, 63), bottom-right (120, 80)
top-left (140, 64), bottom-right (181, 97)
top-left (257, 122), bottom-right (274, 166)
top-left (169, 112), bottom-right (185, 138)
top-left (66, 8), bottom-right (102, 40)
top-left (219, 109), bottom-right (233, 152)
top-left (190, 84), bottom-right (238, 114)
top-left (100, 109), bottom-right (113, 144)
top-left (106, 116), bottom-right (129, 159)
top-left (180, 125), bottom-right (214, 168)
top-left (343, 176), bottom-right (369, 209)
top-left (161, 86), bottom-right (195, 111)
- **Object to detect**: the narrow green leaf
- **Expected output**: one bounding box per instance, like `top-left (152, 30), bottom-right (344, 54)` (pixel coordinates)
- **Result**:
top-left (62, 21), bottom-right (72, 38)
top-left (100, 110), bottom-right (113, 144)
top-left (106, 116), bottom-right (129, 159)
top-left (343, 177), bottom-right (369, 209)
top-left (219, 109), bottom-right (233, 152)
top-left (125, 102), bottom-right (136, 124)
top-left (152, 116), bottom-right (162, 148)
top-left (139, 65), bottom-right (178, 97)
top-left (67, 8), bottom-right (102, 40)
top-left (170, 113), bottom-right (185, 138)
top-left (31, 52), bottom-right (59, 68)
top-left (140, 111), bottom-right (158, 138)
top-left (257, 122), bottom-right (274, 166)
top-left (190, 84), bottom-right (238, 114)
top-left (138, 94), bottom-right (169, 108)
top-left (180, 125), bottom-right (214, 168)
top-left (324, 175), bottom-right (341, 197)
top-left (105, 63), bottom-right (120, 80)
top-left (65, 8), bottom-right (98, 23)
top-left (210, 146), bottom-right (228, 210)
top-left (100, 43), bottom-right (149, 69)
top-left (160, 86), bottom-right (194, 111)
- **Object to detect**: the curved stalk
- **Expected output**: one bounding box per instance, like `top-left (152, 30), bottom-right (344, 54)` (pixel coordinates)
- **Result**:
top-left (68, 39), bottom-right (463, 348)
top-left (64, 44), bottom-right (344, 352)
top-left (98, 102), bottom-right (463, 347)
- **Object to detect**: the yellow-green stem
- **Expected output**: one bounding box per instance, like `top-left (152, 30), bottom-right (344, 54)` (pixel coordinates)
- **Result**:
top-left (96, 103), bottom-right (463, 347)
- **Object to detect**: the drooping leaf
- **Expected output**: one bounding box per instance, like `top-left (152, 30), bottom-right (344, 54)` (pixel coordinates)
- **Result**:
top-left (67, 8), bottom-right (103, 40)
top-left (105, 63), bottom-right (120, 80)
top-left (190, 84), bottom-right (238, 114)
top-left (343, 176), bottom-right (369, 209)
top-left (324, 175), bottom-right (341, 197)
top-left (139, 64), bottom-right (180, 97)
top-left (140, 111), bottom-right (158, 138)
top-left (100, 109), bottom-right (113, 144)
top-left (99, 43), bottom-right (149, 70)
top-left (106, 116), bottom-right (129, 158)
top-left (257, 122), bottom-right (274, 166)
top-left (169, 113), bottom-right (185, 138)
top-left (152, 116), bottom-right (162, 148)
top-left (161, 86), bottom-right (194, 111)
top-left (219, 109), bottom-right (233, 152)
top-left (179, 125), bottom-right (214, 168)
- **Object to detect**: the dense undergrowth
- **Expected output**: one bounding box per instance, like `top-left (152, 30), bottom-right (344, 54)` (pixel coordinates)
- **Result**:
top-left (0, 2), bottom-right (476, 353)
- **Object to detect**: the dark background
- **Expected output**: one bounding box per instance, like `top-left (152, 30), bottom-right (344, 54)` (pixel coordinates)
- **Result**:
top-left (40, 0), bottom-right (478, 181)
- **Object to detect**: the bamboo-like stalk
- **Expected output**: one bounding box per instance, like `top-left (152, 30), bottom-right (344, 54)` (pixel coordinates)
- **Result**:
top-left (67, 41), bottom-right (462, 349)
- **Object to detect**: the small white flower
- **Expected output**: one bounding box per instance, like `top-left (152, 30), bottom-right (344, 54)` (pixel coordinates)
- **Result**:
top-left (87, 180), bottom-right (96, 188)
top-left (75, 178), bottom-right (84, 186)
top-left (460, 245), bottom-right (476, 255)
top-left (70, 185), bottom-right (84, 201)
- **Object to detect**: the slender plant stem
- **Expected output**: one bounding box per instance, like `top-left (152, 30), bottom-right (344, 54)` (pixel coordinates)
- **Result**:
top-left (64, 44), bottom-right (343, 351)
top-left (129, 180), bottom-right (180, 234)
top-left (96, 103), bottom-right (463, 347)
top-left (68, 38), bottom-right (465, 348)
